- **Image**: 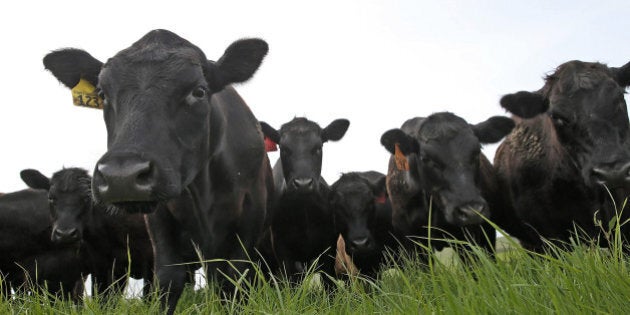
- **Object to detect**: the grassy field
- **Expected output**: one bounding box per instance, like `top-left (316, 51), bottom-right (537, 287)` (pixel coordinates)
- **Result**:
top-left (2, 232), bottom-right (630, 315)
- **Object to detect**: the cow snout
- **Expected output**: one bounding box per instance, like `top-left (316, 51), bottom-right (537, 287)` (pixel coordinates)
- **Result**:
top-left (52, 227), bottom-right (79, 243)
top-left (93, 157), bottom-right (155, 203)
top-left (292, 177), bottom-right (314, 190)
top-left (454, 202), bottom-right (487, 226)
top-left (590, 162), bottom-right (630, 188)
top-left (349, 237), bottom-right (371, 250)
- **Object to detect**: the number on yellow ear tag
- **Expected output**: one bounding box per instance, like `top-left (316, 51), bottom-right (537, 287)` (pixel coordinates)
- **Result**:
top-left (71, 78), bottom-right (103, 109)
top-left (394, 143), bottom-right (410, 171)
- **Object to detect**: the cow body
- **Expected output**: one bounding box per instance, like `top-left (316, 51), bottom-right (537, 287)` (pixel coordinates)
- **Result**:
top-left (330, 171), bottom-right (396, 278)
top-left (494, 60), bottom-right (630, 251)
top-left (43, 30), bottom-right (271, 313)
top-left (21, 168), bottom-right (154, 296)
top-left (0, 189), bottom-right (83, 299)
top-left (381, 113), bottom-right (514, 259)
top-left (260, 117), bottom-right (349, 282)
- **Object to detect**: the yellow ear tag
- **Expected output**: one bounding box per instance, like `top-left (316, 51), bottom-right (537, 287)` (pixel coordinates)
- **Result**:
top-left (394, 143), bottom-right (410, 171)
top-left (71, 78), bottom-right (103, 109)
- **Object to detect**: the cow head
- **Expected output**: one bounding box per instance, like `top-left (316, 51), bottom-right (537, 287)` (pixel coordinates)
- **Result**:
top-left (21, 168), bottom-right (92, 244)
top-left (43, 30), bottom-right (268, 212)
top-left (381, 113), bottom-right (514, 226)
top-left (501, 60), bottom-right (630, 189)
top-left (260, 118), bottom-right (349, 193)
top-left (330, 172), bottom-right (387, 254)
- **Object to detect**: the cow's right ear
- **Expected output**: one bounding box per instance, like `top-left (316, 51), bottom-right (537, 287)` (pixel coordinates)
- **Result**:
top-left (43, 48), bottom-right (103, 89)
top-left (20, 169), bottom-right (51, 191)
top-left (260, 121), bottom-right (280, 144)
top-left (380, 129), bottom-right (419, 156)
top-left (500, 91), bottom-right (549, 119)
top-left (612, 60), bottom-right (630, 87)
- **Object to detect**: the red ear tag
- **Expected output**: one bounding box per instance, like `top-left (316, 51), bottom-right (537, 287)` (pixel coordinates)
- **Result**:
top-left (375, 192), bottom-right (387, 204)
top-left (394, 143), bottom-right (410, 171)
top-left (264, 137), bottom-right (278, 152)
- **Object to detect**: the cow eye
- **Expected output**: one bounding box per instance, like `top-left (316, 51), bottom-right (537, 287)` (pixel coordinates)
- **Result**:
top-left (421, 155), bottom-right (443, 170)
top-left (312, 146), bottom-right (322, 155)
top-left (48, 197), bottom-right (56, 204)
top-left (192, 86), bottom-right (207, 98)
top-left (550, 113), bottom-right (569, 127)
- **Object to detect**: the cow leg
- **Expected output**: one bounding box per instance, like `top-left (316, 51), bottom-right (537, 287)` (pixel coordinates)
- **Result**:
top-left (145, 206), bottom-right (189, 315)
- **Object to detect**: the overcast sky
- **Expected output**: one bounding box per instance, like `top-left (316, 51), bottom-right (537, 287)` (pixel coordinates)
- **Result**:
top-left (1, 0), bottom-right (629, 192)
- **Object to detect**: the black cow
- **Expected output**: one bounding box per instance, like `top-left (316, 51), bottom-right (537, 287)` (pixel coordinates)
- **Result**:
top-left (0, 189), bottom-right (83, 300)
top-left (494, 60), bottom-right (630, 252)
top-left (20, 168), bottom-right (154, 297)
top-left (380, 112), bottom-right (514, 259)
top-left (43, 29), bottom-right (271, 313)
top-left (260, 117), bottom-right (349, 283)
top-left (330, 171), bottom-right (396, 278)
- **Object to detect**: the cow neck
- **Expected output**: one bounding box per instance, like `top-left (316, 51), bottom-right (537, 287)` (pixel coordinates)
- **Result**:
top-left (83, 202), bottom-right (110, 243)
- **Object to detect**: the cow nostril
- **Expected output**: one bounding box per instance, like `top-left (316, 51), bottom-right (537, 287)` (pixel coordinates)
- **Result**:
top-left (351, 237), bottom-right (369, 248)
top-left (293, 178), bottom-right (313, 188)
top-left (135, 162), bottom-right (153, 186)
top-left (591, 168), bottom-right (609, 185)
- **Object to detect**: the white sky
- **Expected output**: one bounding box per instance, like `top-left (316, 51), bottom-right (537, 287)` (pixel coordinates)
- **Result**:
top-left (1, 0), bottom-right (629, 192)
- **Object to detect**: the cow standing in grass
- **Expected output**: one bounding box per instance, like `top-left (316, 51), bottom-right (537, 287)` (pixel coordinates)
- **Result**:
top-left (260, 118), bottom-right (349, 283)
top-left (380, 112), bottom-right (514, 260)
top-left (43, 29), bottom-right (272, 314)
top-left (330, 171), bottom-right (397, 279)
top-left (20, 168), bottom-right (154, 297)
top-left (494, 60), bottom-right (630, 252)
top-left (0, 187), bottom-right (83, 300)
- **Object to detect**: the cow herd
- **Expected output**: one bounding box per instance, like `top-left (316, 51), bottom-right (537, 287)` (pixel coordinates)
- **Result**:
top-left (1, 29), bottom-right (629, 314)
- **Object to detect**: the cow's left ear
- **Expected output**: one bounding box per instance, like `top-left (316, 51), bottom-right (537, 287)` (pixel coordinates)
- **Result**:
top-left (322, 119), bottom-right (350, 142)
top-left (471, 116), bottom-right (515, 144)
top-left (207, 38), bottom-right (269, 91)
top-left (612, 60), bottom-right (630, 87)
top-left (20, 169), bottom-right (51, 191)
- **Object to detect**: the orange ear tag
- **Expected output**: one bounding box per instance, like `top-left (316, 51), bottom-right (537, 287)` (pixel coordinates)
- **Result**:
top-left (71, 78), bottom-right (103, 109)
top-left (394, 143), bottom-right (410, 171)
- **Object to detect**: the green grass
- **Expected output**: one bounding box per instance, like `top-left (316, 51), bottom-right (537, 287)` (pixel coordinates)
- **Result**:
top-left (3, 234), bottom-right (630, 314)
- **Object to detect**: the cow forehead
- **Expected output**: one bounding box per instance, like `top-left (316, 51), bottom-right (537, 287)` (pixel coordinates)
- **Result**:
top-left (544, 61), bottom-right (616, 97)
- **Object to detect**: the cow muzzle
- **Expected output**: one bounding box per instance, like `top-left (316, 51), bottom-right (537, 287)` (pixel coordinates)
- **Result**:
top-left (93, 154), bottom-right (156, 203)
top-left (51, 227), bottom-right (80, 244)
top-left (590, 161), bottom-right (630, 188)
top-left (450, 201), bottom-right (488, 226)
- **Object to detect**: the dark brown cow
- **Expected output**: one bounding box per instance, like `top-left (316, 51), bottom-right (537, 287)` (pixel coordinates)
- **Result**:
top-left (495, 60), bottom-right (630, 251)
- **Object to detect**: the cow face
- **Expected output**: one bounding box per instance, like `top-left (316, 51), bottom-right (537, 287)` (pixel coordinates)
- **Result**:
top-left (21, 168), bottom-right (92, 244)
top-left (261, 118), bottom-right (349, 193)
top-left (501, 60), bottom-right (630, 188)
top-left (43, 30), bottom-right (268, 212)
top-left (381, 113), bottom-right (514, 226)
top-left (330, 172), bottom-right (387, 254)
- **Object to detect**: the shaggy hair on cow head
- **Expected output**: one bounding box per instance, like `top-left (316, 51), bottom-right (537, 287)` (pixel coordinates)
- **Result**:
top-left (542, 61), bottom-right (614, 98)
top-left (418, 112), bottom-right (471, 142)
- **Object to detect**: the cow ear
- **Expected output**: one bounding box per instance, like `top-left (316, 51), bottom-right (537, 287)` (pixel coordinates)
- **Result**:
top-left (368, 175), bottom-right (387, 204)
top-left (471, 116), bottom-right (515, 144)
top-left (43, 48), bottom-right (103, 89)
top-left (612, 60), bottom-right (630, 87)
top-left (380, 129), bottom-right (419, 155)
top-left (208, 38), bottom-right (269, 91)
top-left (260, 121), bottom-right (280, 144)
top-left (500, 91), bottom-right (549, 119)
top-left (20, 169), bottom-right (51, 191)
top-left (322, 119), bottom-right (350, 142)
